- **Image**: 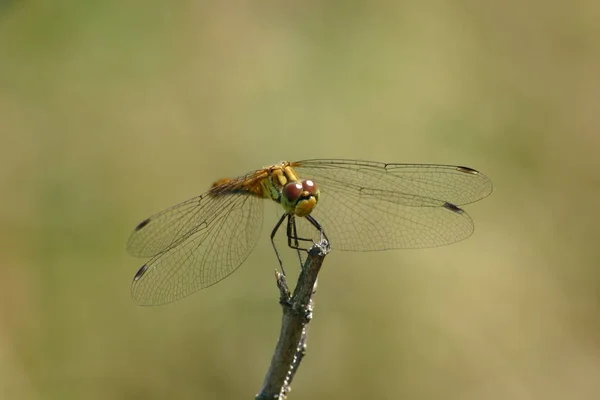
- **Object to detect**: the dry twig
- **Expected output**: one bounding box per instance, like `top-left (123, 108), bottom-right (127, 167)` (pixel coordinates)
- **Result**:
top-left (256, 238), bottom-right (330, 399)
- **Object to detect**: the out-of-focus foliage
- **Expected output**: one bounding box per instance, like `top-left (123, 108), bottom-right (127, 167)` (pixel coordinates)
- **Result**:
top-left (1, 1), bottom-right (599, 399)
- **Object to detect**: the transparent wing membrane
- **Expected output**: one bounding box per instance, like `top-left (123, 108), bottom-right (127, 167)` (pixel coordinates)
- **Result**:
top-left (293, 159), bottom-right (492, 251)
top-left (127, 173), bottom-right (265, 305)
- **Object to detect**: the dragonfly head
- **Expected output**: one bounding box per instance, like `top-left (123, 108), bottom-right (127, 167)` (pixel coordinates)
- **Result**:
top-left (281, 179), bottom-right (320, 217)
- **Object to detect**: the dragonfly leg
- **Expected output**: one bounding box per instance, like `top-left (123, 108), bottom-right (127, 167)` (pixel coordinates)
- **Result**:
top-left (271, 213), bottom-right (288, 275)
top-left (286, 216), bottom-right (315, 252)
top-left (306, 214), bottom-right (329, 245)
top-left (287, 215), bottom-right (304, 266)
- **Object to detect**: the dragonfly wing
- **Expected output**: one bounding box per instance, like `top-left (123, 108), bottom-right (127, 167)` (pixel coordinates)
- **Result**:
top-left (127, 194), bottom-right (217, 258)
top-left (293, 159), bottom-right (492, 251)
top-left (127, 168), bottom-right (266, 258)
top-left (130, 193), bottom-right (264, 305)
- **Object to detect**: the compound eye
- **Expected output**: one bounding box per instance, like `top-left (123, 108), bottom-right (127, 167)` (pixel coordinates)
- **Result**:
top-left (282, 182), bottom-right (303, 202)
top-left (302, 179), bottom-right (318, 195)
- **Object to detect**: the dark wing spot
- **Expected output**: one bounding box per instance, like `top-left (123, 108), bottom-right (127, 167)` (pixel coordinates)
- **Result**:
top-left (133, 264), bottom-right (149, 281)
top-left (443, 202), bottom-right (464, 214)
top-left (135, 218), bottom-right (151, 231)
top-left (456, 166), bottom-right (479, 175)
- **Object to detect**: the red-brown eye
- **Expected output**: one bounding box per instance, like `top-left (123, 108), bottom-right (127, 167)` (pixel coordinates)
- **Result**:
top-left (302, 179), bottom-right (318, 195)
top-left (282, 182), bottom-right (303, 202)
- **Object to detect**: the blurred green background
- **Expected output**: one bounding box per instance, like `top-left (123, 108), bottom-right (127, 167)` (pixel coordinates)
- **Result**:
top-left (2, 1), bottom-right (600, 399)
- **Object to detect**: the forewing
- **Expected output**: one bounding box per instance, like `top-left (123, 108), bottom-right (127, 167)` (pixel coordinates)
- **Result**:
top-left (131, 192), bottom-right (264, 305)
top-left (127, 169), bottom-right (266, 258)
top-left (127, 194), bottom-right (218, 258)
top-left (293, 159), bottom-right (492, 251)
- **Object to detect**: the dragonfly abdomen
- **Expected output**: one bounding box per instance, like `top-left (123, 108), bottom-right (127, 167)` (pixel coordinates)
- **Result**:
top-left (209, 177), bottom-right (266, 198)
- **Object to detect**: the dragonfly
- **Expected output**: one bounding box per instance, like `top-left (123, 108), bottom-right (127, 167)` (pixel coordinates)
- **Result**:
top-left (127, 159), bottom-right (493, 306)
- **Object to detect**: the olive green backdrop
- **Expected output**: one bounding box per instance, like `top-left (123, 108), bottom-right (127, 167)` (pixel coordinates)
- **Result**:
top-left (1, 1), bottom-right (599, 399)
